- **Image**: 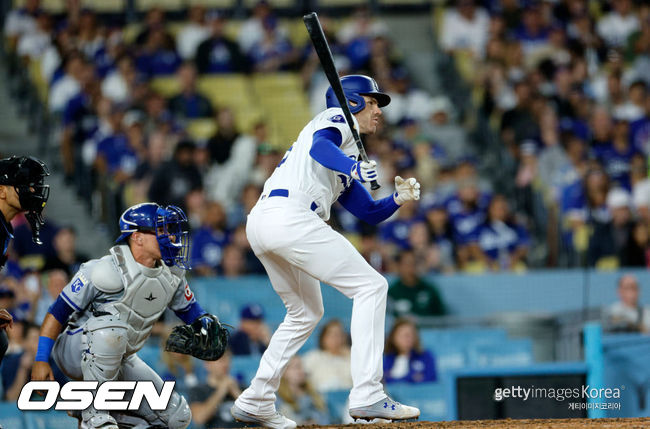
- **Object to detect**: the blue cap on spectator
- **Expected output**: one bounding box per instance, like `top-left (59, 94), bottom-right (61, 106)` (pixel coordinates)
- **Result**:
top-left (241, 303), bottom-right (265, 320)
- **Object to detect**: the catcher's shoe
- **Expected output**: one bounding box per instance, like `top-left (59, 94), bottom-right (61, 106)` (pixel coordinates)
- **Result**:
top-left (230, 404), bottom-right (297, 429)
top-left (349, 396), bottom-right (420, 421)
top-left (79, 413), bottom-right (119, 429)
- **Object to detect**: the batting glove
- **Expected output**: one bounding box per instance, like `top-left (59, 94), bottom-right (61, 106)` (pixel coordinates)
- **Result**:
top-left (393, 176), bottom-right (421, 205)
top-left (350, 160), bottom-right (378, 183)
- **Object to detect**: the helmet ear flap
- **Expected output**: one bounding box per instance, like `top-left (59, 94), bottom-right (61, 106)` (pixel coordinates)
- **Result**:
top-left (346, 92), bottom-right (366, 114)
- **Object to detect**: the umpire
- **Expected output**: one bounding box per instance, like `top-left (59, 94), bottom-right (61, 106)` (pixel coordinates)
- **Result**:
top-left (0, 156), bottom-right (50, 365)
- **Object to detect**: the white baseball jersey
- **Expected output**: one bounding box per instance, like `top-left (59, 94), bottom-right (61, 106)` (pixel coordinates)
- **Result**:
top-left (262, 107), bottom-right (360, 221)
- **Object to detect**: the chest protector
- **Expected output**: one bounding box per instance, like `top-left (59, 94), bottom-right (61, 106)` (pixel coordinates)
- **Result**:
top-left (106, 245), bottom-right (181, 354)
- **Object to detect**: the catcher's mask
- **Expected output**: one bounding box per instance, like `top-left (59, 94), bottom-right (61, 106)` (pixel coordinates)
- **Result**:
top-left (116, 202), bottom-right (191, 269)
top-left (0, 156), bottom-right (50, 244)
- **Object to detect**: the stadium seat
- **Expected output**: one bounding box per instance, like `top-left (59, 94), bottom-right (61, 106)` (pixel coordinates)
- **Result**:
top-left (136, 0), bottom-right (184, 11)
top-left (150, 76), bottom-right (181, 98)
top-left (230, 355), bottom-right (261, 385)
top-left (251, 75), bottom-right (311, 148)
top-left (387, 382), bottom-right (447, 421)
top-left (284, 19), bottom-right (310, 48)
top-left (166, 21), bottom-right (186, 39)
top-left (122, 23), bottom-right (142, 45)
top-left (82, 0), bottom-right (125, 13)
top-left (24, 410), bottom-right (77, 429)
top-left (186, 118), bottom-right (217, 141)
top-left (466, 338), bottom-right (534, 368)
top-left (241, 0), bottom-right (295, 8)
top-left (28, 58), bottom-right (48, 105)
top-left (251, 73), bottom-right (303, 96)
top-left (0, 402), bottom-right (24, 429)
top-left (12, 0), bottom-right (66, 13)
top-left (188, 0), bottom-right (237, 8)
top-left (317, 0), bottom-right (367, 7)
top-left (595, 256), bottom-right (619, 271)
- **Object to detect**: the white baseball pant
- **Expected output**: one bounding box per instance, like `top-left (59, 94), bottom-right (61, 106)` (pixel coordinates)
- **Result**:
top-left (235, 192), bottom-right (388, 415)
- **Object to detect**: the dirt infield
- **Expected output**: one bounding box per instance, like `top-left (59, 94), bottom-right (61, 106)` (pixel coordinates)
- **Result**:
top-left (295, 418), bottom-right (650, 428)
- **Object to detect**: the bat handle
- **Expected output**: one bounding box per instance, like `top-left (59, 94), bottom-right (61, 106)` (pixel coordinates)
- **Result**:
top-left (370, 180), bottom-right (381, 190)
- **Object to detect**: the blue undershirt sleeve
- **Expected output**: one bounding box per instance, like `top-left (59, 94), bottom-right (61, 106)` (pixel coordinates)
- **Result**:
top-left (174, 301), bottom-right (208, 324)
top-left (337, 180), bottom-right (400, 225)
top-left (48, 296), bottom-right (75, 325)
top-left (309, 128), bottom-right (356, 175)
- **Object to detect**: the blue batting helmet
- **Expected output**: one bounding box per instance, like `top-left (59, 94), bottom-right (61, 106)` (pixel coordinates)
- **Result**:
top-left (116, 202), bottom-right (191, 269)
top-left (325, 75), bottom-right (391, 114)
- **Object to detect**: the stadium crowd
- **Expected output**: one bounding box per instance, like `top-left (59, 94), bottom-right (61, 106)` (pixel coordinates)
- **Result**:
top-left (3, 0), bottom-right (649, 279)
top-left (2, 0), bottom-right (650, 424)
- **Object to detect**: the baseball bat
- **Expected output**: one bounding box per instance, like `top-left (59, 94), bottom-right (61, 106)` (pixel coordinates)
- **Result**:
top-left (303, 12), bottom-right (381, 190)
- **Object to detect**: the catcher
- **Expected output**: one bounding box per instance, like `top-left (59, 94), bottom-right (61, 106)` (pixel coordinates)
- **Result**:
top-left (31, 202), bottom-right (228, 429)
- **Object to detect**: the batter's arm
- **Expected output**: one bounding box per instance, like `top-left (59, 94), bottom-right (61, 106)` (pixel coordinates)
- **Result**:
top-left (309, 128), bottom-right (356, 174)
top-left (337, 180), bottom-right (400, 225)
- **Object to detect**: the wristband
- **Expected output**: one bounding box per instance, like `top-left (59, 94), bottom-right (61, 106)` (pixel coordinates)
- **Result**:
top-left (35, 336), bottom-right (55, 362)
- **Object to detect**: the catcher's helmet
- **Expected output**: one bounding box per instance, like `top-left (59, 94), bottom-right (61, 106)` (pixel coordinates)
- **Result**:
top-left (325, 75), bottom-right (391, 114)
top-left (116, 202), bottom-right (190, 269)
top-left (0, 156), bottom-right (50, 244)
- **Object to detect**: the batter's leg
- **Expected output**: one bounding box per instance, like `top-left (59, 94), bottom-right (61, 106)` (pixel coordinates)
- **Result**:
top-left (277, 226), bottom-right (389, 409)
top-left (235, 251), bottom-right (324, 417)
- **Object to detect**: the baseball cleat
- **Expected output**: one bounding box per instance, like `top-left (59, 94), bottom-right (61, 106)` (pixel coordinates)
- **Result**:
top-left (80, 413), bottom-right (119, 429)
top-left (349, 396), bottom-right (420, 421)
top-left (231, 404), bottom-right (297, 429)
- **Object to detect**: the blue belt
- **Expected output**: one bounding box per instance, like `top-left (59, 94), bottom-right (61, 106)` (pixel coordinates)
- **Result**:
top-left (266, 189), bottom-right (318, 212)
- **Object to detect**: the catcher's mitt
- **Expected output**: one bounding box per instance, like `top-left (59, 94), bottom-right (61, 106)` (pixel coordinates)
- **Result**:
top-left (165, 314), bottom-right (229, 361)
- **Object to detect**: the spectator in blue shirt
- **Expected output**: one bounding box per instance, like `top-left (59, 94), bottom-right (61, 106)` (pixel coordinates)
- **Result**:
top-left (195, 11), bottom-right (247, 74)
top-left (95, 104), bottom-right (139, 184)
top-left (512, 3), bottom-right (550, 55)
top-left (190, 200), bottom-right (230, 276)
top-left (230, 304), bottom-right (271, 356)
top-left (380, 199), bottom-right (419, 250)
top-left (560, 168), bottom-right (611, 255)
top-left (383, 318), bottom-right (436, 384)
top-left (448, 179), bottom-right (488, 270)
top-left (630, 96), bottom-right (650, 154)
top-left (477, 194), bottom-right (530, 270)
top-left (595, 120), bottom-right (640, 190)
top-left (168, 62), bottom-right (213, 119)
top-left (423, 200), bottom-right (455, 273)
top-left (136, 27), bottom-right (182, 77)
top-left (249, 16), bottom-right (295, 72)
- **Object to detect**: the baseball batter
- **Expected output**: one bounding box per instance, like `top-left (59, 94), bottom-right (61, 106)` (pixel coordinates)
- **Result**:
top-left (31, 203), bottom-right (218, 429)
top-left (232, 75), bottom-right (421, 428)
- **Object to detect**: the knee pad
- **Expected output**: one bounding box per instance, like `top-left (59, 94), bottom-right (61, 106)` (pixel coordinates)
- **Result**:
top-left (157, 392), bottom-right (191, 429)
top-left (81, 315), bottom-right (128, 382)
